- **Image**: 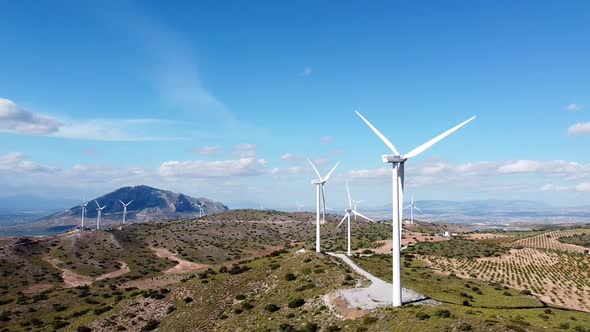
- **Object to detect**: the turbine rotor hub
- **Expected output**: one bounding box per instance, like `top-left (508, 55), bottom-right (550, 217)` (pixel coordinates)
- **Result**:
top-left (381, 154), bottom-right (407, 163)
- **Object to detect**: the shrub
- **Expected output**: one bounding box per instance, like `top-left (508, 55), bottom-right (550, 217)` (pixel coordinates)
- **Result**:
top-left (52, 320), bottom-right (69, 329)
top-left (141, 320), bottom-right (160, 331)
top-left (265, 304), bottom-right (280, 313)
top-left (458, 323), bottom-right (472, 331)
top-left (300, 322), bottom-right (318, 332)
top-left (288, 298), bottom-right (305, 308)
top-left (235, 294), bottom-right (246, 300)
top-left (184, 297), bottom-right (193, 303)
top-left (520, 289), bottom-right (532, 295)
top-left (77, 326), bottom-right (92, 332)
top-left (285, 273), bottom-right (297, 281)
top-left (93, 306), bottom-right (112, 315)
top-left (559, 323), bottom-right (570, 330)
top-left (434, 309), bottom-right (451, 318)
top-left (544, 308), bottom-right (553, 314)
top-left (415, 312), bottom-right (430, 320)
top-left (241, 302), bottom-right (254, 310)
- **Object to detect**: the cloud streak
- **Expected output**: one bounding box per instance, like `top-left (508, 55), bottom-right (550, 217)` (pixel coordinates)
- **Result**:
top-left (568, 123), bottom-right (590, 136)
top-left (0, 98), bottom-right (61, 135)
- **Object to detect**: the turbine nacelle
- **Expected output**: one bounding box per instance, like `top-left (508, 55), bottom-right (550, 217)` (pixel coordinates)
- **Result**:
top-left (382, 155), bottom-right (407, 163)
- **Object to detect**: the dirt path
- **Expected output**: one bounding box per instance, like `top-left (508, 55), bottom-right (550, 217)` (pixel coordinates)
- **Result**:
top-left (326, 253), bottom-right (428, 313)
top-left (96, 261), bottom-right (130, 280)
top-left (43, 257), bottom-right (130, 288)
top-left (22, 283), bottom-right (54, 295)
top-left (151, 247), bottom-right (210, 274)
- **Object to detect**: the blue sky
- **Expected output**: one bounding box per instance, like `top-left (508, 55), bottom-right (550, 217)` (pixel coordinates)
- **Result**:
top-left (1, 1), bottom-right (589, 208)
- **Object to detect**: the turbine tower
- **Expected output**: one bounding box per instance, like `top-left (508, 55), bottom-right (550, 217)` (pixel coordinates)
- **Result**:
top-left (404, 195), bottom-right (422, 224)
top-left (80, 201), bottom-right (88, 228)
top-left (308, 159), bottom-right (340, 253)
top-left (119, 200), bottom-right (133, 224)
top-left (356, 110), bottom-right (475, 307)
top-left (338, 182), bottom-right (373, 256)
top-left (95, 200), bottom-right (107, 230)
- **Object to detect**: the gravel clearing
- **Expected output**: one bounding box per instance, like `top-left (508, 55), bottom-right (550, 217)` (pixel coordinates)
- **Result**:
top-left (328, 253), bottom-right (429, 309)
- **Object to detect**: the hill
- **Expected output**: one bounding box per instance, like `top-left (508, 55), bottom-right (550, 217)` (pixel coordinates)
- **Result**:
top-left (37, 185), bottom-right (228, 228)
top-left (2, 211), bottom-right (590, 330)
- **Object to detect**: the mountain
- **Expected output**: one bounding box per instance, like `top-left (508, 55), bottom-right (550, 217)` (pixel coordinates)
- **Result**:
top-left (39, 185), bottom-right (228, 226)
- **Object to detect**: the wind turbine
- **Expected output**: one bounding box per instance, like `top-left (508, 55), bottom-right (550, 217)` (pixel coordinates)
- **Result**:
top-left (95, 200), bottom-right (107, 230)
top-left (356, 110), bottom-right (475, 307)
top-left (194, 202), bottom-right (205, 217)
top-left (308, 159), bottom-right (340, 253)
top-left (296, 202), bottom-right (304, 212)
top-left (351, 199), bottom-right (365, 220)
top-left (338, 182), bottom-right (373, 256)
top-left (80, 201), bottom-right (88, 228)
top-left (119, 200), bottom-right (133, 224)
top-left (404, 195), bottom-right (422, 225)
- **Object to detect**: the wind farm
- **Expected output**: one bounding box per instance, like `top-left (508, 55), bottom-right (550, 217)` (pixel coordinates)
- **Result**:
top-left (2, 2), bottom-right (590, 331)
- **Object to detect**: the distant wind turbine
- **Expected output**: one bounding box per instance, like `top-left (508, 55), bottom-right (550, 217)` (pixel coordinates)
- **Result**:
top-left (338, 182), bottom-right (373, 256)
top-left (80, 201), bottom-right (88, 228)
top-left (356, 110), bottom-right (475, 307)
top-left (194, 202), bottom-right (205, 217)
top-left (404, 195), bottom-right (422, 225)
top-left (95, 200), bottom-right (107, 230)
top-left (119, 200), bottom-right (133, 224)
top-left (308, 159), bottom-right (340, 253)
top-left (296, 202), bottom-right (304, 212)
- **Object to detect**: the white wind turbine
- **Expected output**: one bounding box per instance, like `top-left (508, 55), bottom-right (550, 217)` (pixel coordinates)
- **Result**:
top-left (338, 182), bottom-right (373, 256)
top-left (308, 159), bottom-right (340, 253)
top-left (119, 200), bottom-right (133, 224)
top-left (404, 195), bottom-right (422, 225)
top-left (195, 202), bottom-right (205, 217)
top-left (356, 110), bottom-right (475, 307)
top-left (95, 200), bottom-right (107, 230)
top-left (80, 201), bottom-right (88, 228)
top-left (296, 202), bottom-right (304, 212)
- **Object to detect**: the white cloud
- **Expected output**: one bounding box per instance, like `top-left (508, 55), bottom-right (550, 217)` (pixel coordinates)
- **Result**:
top-left (52, 118), bottom-right (175, 141)
top-left (234, 144), bottom-right (257, 158)
top-left (566, 103), bottom-right (583, 111)
top-left (0, 98), bottom-right (177, 141)
top-left (0, 152), bottom-right (58, 173)
top-left (196, 145), bottom-right (221, 156)
top-left (280, 153), bottom-right (303, 164)
top-left (300, 66), bottom-right (312, 77)
top-left (320, 136), bottom-right (334, 144)
top-left (159, 158), bottom-right (267, 178)
top-left (271, 166), bottom-right (307, 176)
top-left (0, 98), bottom-right (62, 135)
top-left (568, 122), bottom-right (590, 136)
top-left (576, 182), bottom-right (590, 192)
top-left (497, 160), bottom-right (543, 174)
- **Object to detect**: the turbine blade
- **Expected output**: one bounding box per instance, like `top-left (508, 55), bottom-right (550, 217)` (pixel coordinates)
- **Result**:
top-left (128, 200), bottom-right (133, 205)
top-left (355, 111), bottom-right (400, 155)
top-left (415, 207), bottom-right (423, 213)
top-left (308, 159), bottom-right (322, 180)
top-left (404, 116), bottom-right (476, 159)
top-left (321, 185), bottom-right (326, 221)
top-left (346, 182), bottom-right (352, 209)
top-left (404, 204), bottom-right (412, 209)
top-left (323, 161), bottom-right (340, 182)
top-left (356, 200), bottom-right (365, 204)
top-left (119, 200), bottom-right (124, 205)
top-left (95, 200), bottom-right (100, 208)
top-left (337, 213), bottom-right (349, 228)
top-left (352, 210), bottom-right (374, 222)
